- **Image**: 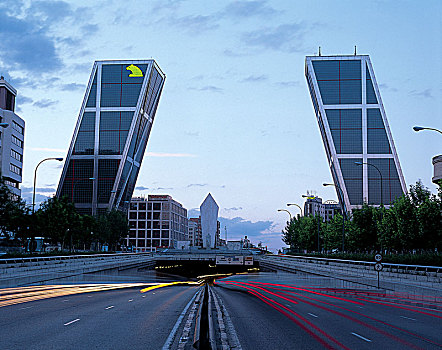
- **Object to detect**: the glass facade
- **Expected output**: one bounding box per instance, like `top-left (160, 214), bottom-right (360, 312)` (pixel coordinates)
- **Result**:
top-left (306, 55), bottom-right (406, 211)
top-left (57, 60), bottom-right (165, 215)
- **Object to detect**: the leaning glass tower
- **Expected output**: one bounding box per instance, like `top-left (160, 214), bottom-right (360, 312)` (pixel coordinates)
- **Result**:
top-left (305, 55), bottom-right (406, 213)
top-left (57, 60), bottom-right (165, 215)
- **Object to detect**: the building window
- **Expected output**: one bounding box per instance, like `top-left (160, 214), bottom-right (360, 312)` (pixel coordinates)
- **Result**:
top-left (11, 135), bottom-right (23, 148)
top-left (4, 179), bottom-right (19, 188)
top-left (9, 163), bottom-right (22, 176)
top-left (12, 121), bottom-right (24, 135)
top-left (10, 149), bottom-right (23, 162)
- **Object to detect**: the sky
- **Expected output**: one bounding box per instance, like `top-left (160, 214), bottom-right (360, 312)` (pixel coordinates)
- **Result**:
top-left (0, 0), bottom-right (441, 252)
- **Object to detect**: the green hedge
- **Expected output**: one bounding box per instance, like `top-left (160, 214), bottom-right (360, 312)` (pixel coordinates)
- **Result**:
top-left (286, 252), bottom-right (442, 267)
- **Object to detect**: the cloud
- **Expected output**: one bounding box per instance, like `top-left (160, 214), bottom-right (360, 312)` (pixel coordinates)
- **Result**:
top-left (224, 207), bottom-right (243, 211)
top-left (0, 1), bottom-right (94, 78)
top-left (240, 23), bottom-right (307, 52)
top-left (275, 81), bottom-right (300, 88)
top-left (166, 14), bottom-right (219, 34)
top-left (223, 49), bottom-right (252, 57)
top-left (37, 187), bottom-right (56, 193)
top-left (146, 152), bottom-right (197, 157)
top-left (80, 24), bottom-right (99, 35)
top-left (20, 186), bottom-right (55, 194)
top-left (185, 131), bottom-right (200, 137)
top-left (135, 186), bottom-right (150, 191)
top-left (16, 95), bottom-right (34, 105)
top-left (240, 75), bottom-right (268, 83)
top-left (60, 83), bottom-right (85, 91)
top-left (409, 89), bottom-right (433, 98)
top-left (189, 85), bottom-right (223, 93)
top-left (218, 216), bottom-right (278, 239)
top-left (222, 1), bottom-right (277, 19)
top-left (0, 11), bottom-right (63, 72)
top-left (33, 99), bottom-right (59, 108)
top-left (187, 183), bottom-right (208, 188)
top-left (378, 83), bottom-right (398, 92)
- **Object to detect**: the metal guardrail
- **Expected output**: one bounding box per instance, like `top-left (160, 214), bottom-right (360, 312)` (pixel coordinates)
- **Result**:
top-left (0, 252), bottom-right (154, 265)
top-left (263, 254), bottom-right (442, 273)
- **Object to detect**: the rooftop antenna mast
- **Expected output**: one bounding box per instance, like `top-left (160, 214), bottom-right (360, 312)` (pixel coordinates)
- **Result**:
top-left (354, 45), bottom-right (357, 55)
top-left (225, 226), bottom-right (227, 242)
top-left (318, 46), bottom-right (322, 56)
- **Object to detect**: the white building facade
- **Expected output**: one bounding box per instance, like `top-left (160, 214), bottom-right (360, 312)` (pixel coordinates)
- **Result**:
top-left (0, 77), bottom-right (25, 199)
top-left (200, 193), bottom-right (219, 249)
top-left (127, 195), bottom-right (188, 251)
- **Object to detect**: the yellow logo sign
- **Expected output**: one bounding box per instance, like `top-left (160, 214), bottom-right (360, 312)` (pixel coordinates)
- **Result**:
top-left (126, 64), bottom-right (143, 77)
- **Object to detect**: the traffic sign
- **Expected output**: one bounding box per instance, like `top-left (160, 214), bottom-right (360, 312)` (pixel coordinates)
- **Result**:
top-left (374, 263), bottom-right (383, 271)
top-left (374, 254), bottom-right (382, 262)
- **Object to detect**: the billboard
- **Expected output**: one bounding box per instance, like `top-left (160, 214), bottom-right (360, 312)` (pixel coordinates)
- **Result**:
top-left (216, 255), bottom-right (244, 265)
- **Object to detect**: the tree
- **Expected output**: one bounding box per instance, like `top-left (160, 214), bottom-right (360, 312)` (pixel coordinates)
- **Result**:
top-left (348, 204), bottom-right (380, 252)
top-left (96, 209), bottom-right (129, 251)
top-left (36, 196), bottom-right (81, 250)
top-left (322, 214), bottom-right (345, 252)
top-left (0, 179), bottom-right (28, 240)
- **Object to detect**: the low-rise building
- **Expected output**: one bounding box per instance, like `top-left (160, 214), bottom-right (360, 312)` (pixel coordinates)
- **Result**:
top-left (127, 195), bottom-right (188, 252)
top-left (303, 195), bottom-right (341, 222)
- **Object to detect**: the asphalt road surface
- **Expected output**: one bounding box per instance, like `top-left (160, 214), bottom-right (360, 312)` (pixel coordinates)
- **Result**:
top-left (214, 273), bottom-right (442, 350)
top-left (0, 273), bottom-right (440, 350)
top-left (0, 284), bottom-right (199, 350)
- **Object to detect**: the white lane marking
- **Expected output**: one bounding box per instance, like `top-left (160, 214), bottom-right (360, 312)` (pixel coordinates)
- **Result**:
top-left (308, 313), bottom-right (318, 318)
top-left (20, 306), bottom-right (33, 310)
top-left (64, 318), bottom-right (80, 326)
top-left (357, 306), bottom-right (364, 309)
top-left (63, 300), bottom-right (69, 302)
top-left (351, 332), bottom-right (371, 342)
top-left (162, 289), bottom-right (200, 350)
top-left (105, 306), bottom-right (114, 310)
top-left (400, 316), bottom-right (417, 321)
top-left (128, 299), bottom-right (133, 302)
top-left (142, 295), bottom-right (146, 298)
top-left (87, 296), bottom-right (93, 298)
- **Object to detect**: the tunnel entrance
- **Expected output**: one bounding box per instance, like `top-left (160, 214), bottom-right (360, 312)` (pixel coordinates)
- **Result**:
top-left (152, 260), bottom-right (259, 280)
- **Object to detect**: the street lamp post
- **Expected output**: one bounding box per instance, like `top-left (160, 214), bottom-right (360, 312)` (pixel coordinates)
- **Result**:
top-left (355, 162), bottom-right (383, 207)
top-left (32, 157), bottom-right (63, 213)
top-left (323, 183), bottom-right (346, 252)
top-left (413, 126), bottom-right (442, 135)
top-left (277, 209), bottom-right (292, 222)
top-left (287, 203), bottom-right (303, 217)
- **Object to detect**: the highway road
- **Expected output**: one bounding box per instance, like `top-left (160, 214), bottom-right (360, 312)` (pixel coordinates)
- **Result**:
top-left (0, 272), bottom-right (440, 349)
top-left (214, 273), bottom-right (442, 350)
top-left (0, 284), bottom-right (199, 350)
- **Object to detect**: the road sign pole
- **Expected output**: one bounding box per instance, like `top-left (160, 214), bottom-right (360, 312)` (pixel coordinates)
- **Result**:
top-left (377, 270), bottom-right (380, 289)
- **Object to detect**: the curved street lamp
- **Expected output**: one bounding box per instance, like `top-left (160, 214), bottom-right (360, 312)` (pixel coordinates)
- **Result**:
top-left (323, 183), bottom-right (346, 252)
top-left (277, 209), bottom-right (292, 221)
top-left (287, 203), bottom-right (302, 216)
top-left (32, 157), bottom-right (63, 213)
top-left (413, 126), bottom-right (442, 135)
